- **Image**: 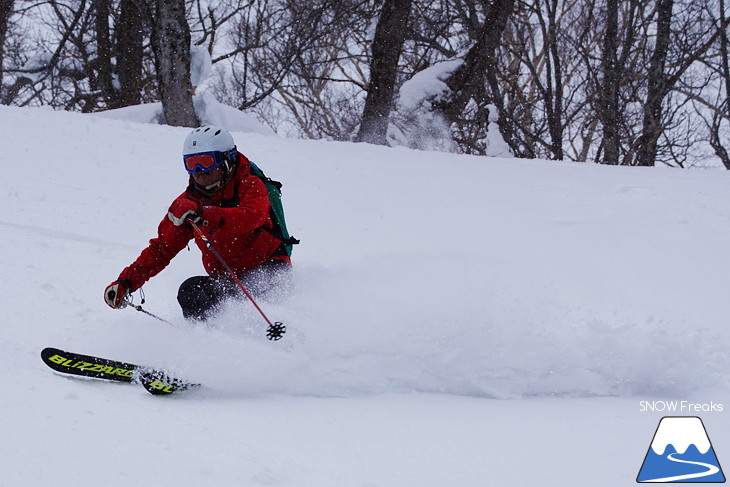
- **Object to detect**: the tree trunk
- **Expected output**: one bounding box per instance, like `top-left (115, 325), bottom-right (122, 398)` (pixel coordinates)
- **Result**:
top-left (722, 0), bottom-right (730, 121)
top-left (436, 0), bottom-right (516, 124)
top-left (355, 0), bottom-right (413, 145)
top-left (0, 0), bottom-right (13, 91)
top-left (113, 0), bottom-right (145, 108)
top-left (634, 0), bottom-right (673, 167)
top-left (543, 0), bottom-right (563, 160)
top-left (599, 0), bottom-right (620, 165)
top-left (150, 0), bottom-right (198, 127)
top-left (93, 0), bottom-right (114, 106)
top-left (712, 0), bottom-right (730, 170)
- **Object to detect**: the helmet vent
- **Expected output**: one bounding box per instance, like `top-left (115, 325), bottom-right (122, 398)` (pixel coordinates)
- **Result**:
top-left (215, 129), bottom-right (221, 136)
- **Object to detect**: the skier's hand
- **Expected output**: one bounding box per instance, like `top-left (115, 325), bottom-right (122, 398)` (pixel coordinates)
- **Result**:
top-left (104, 280), bottom-right (131, 309)
top-left (168, 198), bottom-right (201, 226)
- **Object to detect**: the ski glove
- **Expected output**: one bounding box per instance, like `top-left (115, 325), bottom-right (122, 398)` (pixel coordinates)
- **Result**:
top-left (104, 280), bottom-right (131, 309)
top-left (168, 198), bottom-right (201, 226)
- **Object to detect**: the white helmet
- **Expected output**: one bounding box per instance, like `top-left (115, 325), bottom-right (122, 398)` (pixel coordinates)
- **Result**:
top-left (182, 125), bottom-right (239, 193)
top-left (183, 125), bottom-right (236, 156)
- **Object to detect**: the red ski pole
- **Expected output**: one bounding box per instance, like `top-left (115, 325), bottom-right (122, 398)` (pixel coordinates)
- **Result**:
top-left (188, 219), bottom-right (286, 340)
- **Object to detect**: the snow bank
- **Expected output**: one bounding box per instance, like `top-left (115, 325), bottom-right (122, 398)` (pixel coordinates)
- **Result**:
top-left (3, 105), bottom-right (730, 401)
top-left (95, 92), bottom-right (275, 136)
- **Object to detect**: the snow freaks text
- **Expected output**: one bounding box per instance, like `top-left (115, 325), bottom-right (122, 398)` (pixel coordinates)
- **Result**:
top-left (639, 401), bottom-right (724, 413)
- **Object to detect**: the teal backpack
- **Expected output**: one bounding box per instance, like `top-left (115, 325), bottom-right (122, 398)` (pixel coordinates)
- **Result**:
top-left (249, 161), bottom-right (299, 257)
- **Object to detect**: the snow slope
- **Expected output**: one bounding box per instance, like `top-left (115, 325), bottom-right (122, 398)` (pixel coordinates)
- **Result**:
top-left (2, 105), bottom-right (730, 486)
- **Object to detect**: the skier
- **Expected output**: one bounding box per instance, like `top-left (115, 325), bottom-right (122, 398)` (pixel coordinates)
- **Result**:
top-left (104, 125), bottom-right (292, 320)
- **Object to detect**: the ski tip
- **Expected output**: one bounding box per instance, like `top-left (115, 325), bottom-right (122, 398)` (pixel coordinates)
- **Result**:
top-left (139, 372), bottom-right (200, 396)
top-left (40, 347), bottom-right (138, 383)
top-left (41, 347), bottom-right (63, 359)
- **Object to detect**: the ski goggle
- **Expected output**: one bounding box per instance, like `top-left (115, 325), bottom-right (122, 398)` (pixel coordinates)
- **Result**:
top-left (183, 150), bottom-right (231, 173)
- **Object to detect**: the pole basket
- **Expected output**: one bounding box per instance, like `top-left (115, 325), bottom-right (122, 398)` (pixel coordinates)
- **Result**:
top-left (266, 322), bottom-right (286, 341)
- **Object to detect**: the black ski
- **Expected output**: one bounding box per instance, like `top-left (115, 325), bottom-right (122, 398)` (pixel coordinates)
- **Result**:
top-left (41, 347), bottom-right (199, 395)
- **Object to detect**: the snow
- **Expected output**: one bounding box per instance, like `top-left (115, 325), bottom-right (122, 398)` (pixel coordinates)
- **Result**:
top-left (95, 92), bottom-right (275, 136)
top-left (484, 103), bottom-right (512, 158)
top-left (651, 417), bottom-right (712, 454)
top-left (190, 44), bottom-right (213, 90)
top-left (2, 104), bottom-right (730, 485)
top-left (397, 59), bottom-right (463, 110)
top-left (392, 59), bottom-right (511, 155)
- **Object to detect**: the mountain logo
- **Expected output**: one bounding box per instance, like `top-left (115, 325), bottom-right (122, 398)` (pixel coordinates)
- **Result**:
top-left (637, 416), bottom-right (725, 483)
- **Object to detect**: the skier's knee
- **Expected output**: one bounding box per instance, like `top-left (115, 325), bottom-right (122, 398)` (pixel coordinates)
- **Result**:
top-left (177, 276), bottom-right (221, 320)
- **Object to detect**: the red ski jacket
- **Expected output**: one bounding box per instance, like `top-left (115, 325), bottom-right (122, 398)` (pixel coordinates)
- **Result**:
top-left (118, 153), bottom-right (288, 291)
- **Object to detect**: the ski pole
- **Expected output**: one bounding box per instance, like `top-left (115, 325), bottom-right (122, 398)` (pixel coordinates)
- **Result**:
top-left (129, 303), bottom-right (175, 326)
top-left (122, 285), bottom-right (175, 325)
top-left (188, 219), bottom-right (286, 340)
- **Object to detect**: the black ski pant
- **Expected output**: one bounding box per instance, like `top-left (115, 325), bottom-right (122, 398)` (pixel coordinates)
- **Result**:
top-left (177, 260), bottom-right (291, 321)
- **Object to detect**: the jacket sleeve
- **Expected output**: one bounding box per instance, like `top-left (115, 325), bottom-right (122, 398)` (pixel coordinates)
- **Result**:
top-left (200, 174), bottom-right (271, 233)
top-left (118, 212), bottom-right (193, 291)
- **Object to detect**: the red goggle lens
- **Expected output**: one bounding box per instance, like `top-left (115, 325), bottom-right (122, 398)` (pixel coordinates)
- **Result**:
top-left (184, 153), bottom-right (220, 173)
